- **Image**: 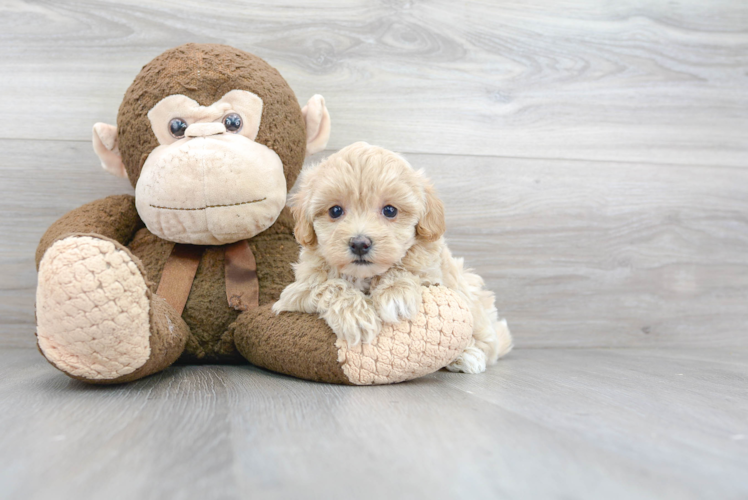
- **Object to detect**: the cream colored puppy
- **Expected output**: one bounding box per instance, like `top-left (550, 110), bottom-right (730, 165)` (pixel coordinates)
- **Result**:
top-left (273, 142), bottom-right (512, 373)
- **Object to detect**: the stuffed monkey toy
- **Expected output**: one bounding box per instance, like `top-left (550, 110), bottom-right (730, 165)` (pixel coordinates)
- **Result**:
top-left (34, 44), bottom-right (473, 385)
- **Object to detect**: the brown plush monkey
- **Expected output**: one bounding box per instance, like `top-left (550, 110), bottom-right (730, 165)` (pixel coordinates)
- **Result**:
top-left (34, 44), bottom-right (473, 385)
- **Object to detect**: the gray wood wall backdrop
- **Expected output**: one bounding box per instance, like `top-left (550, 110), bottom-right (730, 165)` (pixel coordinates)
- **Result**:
top-left (1, 0), bottom-right (747, 349)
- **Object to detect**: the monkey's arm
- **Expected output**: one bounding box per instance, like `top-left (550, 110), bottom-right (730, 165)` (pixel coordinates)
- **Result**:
top-left (36, 194), bottom-right (143, 269)
top-left (230, 285), bottom-right (474, 386)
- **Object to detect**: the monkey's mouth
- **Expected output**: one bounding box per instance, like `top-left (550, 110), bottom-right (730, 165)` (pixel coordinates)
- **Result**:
top-left (149, 197), bottom-right (266, 211)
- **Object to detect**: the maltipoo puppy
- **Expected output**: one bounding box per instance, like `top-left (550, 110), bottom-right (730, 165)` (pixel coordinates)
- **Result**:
top-left (272, 142), bottom-right (512, 373)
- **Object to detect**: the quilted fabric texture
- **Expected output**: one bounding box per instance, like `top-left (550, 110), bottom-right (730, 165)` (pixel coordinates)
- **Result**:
top-left (335, 286), bottom-right (474, 385)
top-left (36, 236), bottom-right (152, 379)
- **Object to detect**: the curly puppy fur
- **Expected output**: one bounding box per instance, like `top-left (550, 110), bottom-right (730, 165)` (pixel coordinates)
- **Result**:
top-left (273, 142), bottom-right (513, 373)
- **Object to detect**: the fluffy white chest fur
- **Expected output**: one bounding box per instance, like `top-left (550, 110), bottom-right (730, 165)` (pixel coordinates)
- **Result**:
top-left (342, 274), bottom-right (373, 294)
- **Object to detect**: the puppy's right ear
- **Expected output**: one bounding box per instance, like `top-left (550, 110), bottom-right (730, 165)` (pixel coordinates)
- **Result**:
top-left (416, 183), bottom-right (446, 242)
top-left (292, 205), bottom-right (317, 247)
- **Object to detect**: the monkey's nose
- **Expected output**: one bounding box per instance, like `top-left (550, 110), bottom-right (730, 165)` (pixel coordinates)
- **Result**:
top-left (185, 122), bottom-right (227, 138)
top-left (349, 236), bottom-right (372, 256)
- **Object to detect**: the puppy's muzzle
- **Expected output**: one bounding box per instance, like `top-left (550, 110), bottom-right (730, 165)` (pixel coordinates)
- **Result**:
top-left (349, 235), bottom-right (372, 256)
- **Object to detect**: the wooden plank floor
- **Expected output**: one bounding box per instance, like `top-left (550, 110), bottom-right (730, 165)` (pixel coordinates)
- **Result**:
top-left (1, 347), bottom-right (746, 500)
top-left (1, 1), bottom-right (747, 499)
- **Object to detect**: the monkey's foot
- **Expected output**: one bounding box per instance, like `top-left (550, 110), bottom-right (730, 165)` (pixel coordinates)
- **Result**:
top-left (36, 235), bottom-right (153, 380)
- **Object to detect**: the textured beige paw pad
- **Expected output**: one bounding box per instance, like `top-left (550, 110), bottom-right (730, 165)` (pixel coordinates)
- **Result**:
top-left (36, 236), bottom-right (151, 380)
top-left (335, 286), bottom-right (473, 385)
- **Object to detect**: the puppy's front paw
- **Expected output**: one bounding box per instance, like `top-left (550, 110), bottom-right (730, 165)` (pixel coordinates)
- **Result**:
top-left (371, 284), bottom-right (422, 324)
top-left (271, 300), bottom-right (285, 315)
top-left (271, 294), bottom-right (298, 314)
top-left (272, 282), bottom-right (316, 315)
top-left (323, 297), bottom-right (381, 346)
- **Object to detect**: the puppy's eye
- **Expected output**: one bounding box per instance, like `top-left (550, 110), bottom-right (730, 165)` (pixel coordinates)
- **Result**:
top-left (169, 118), bottom-right (188, 138)
top-left (329, 205), bottom-right (344, 219)
top-left (382, 205), bottom-right (398, 219)
top-left (223, 113), bottom-right (243, 133)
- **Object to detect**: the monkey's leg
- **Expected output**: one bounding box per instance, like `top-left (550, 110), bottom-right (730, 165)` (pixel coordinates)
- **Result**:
top-left (36, 194), bottom-right (142, 269)
top-left (36, 235), bottom-right (189, 384)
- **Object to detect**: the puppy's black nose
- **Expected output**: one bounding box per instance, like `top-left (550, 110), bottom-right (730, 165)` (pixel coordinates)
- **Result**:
top-left (349, 236), bottom-right (372, 256)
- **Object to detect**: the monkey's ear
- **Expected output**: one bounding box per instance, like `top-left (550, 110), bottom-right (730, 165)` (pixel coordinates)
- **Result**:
top-left (301, 95), bottom-right (331, 157)
top-left (92, 123), bottom-right (128, 179)
top-left (416, 184), bottom-right (446, 242)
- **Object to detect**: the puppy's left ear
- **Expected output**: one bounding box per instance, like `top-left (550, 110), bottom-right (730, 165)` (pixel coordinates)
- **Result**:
top-left (416, 184), bottom-right (446, 242)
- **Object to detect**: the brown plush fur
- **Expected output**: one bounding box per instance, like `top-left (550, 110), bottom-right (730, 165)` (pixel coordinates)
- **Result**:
top-left (35, 195), bottom-right (143, 269)
top-left (231, 305), bottom-right (352, 384)
top-left (127, 208), bottom-right (300, 363)
top-left (117, 43), bottom-right (306, 190)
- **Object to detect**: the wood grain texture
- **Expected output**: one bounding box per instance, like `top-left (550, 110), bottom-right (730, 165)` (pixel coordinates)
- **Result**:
top-left (0, 347), bottom-right (745, 500)
top-left (1, 0), bottom-right (747, 165)
top-left (422, 153), bottom-right (748, 348)
top-left (3, 140), bottom-right (746, 348)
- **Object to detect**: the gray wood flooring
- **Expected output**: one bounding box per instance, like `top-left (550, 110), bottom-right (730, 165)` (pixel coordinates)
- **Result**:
top-left (1, 348), bottom-right (746, 500)
top-left (1, 1), bottom-right (746, 499)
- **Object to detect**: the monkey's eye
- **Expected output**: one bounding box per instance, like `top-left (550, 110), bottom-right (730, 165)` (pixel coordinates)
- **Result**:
top-left (329, 205), bottom-right (344, 219)
top-left (382, 205), bottom-right (398, 219)
top-left (223, 113), bottom-right (243, 133)
top-left (169, 118), bottom-right (188, 139)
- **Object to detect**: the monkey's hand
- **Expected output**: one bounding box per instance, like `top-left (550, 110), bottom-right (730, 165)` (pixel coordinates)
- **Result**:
top-left (370, 268), bottom-right (423, 324)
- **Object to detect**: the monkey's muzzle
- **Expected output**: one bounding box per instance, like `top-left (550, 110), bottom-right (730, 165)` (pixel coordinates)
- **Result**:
top-left (135, 134), bottom-right (286, 245)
